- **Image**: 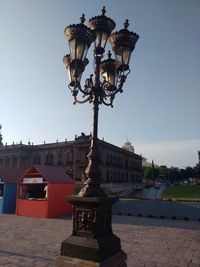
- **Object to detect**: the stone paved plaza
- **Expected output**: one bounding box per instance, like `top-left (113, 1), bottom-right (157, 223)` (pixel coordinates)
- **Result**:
top-left (0, 214), bottom-right (200, 267)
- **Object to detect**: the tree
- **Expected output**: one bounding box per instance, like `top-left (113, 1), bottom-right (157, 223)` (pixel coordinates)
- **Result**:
top-left (185, 167), bottom-right (193, 178)
top-left (143, 167), bottom-right (152, 183)
top-left (168, 167), bottom-right (179, 183)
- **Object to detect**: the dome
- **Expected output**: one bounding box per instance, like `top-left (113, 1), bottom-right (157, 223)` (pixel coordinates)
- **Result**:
top-left (122, 140), bottom-right (134, 153)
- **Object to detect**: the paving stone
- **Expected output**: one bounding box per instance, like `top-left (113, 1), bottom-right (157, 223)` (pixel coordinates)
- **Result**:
top-left (0, 214), bottom-right (200, 267)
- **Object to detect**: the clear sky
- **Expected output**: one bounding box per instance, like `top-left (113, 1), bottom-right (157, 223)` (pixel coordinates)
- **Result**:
top-left (0, 0), bottom-right (200, 168)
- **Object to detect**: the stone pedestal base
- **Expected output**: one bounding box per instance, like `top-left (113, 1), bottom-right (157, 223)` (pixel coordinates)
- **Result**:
top-left (55, 250), bottom-right (127, 267)
top-left (56, 196), bottom-right (127, 267)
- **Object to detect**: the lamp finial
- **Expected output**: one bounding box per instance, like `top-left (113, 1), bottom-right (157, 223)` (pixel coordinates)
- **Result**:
top-left (102, 6), bottom-right (106, 15)
top-left (80, 14), bottom-right (86, 24)
top-left (124, 19), bottom-right (129, 29)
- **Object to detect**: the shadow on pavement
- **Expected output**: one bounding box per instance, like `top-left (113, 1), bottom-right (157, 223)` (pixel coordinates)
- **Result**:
top-left (0, 249), bottom-right (54, 262)
top-left (113, 199), bottom-right (200, 221)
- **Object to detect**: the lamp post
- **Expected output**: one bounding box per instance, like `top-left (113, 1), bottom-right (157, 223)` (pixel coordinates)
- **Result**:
top-left (56, 7), bottom-right (139, 267)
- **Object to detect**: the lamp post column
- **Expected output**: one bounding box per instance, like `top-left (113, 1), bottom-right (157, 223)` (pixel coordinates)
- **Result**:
top-left (79, 55), bottom-right (106, 197)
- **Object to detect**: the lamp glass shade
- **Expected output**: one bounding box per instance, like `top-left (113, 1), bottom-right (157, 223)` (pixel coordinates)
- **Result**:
top-left (122, 47), bottom-right (132, 66)
top-left (67, 59), bottom-right (85, 86)
top-left (95, 31), bottom-right (101, 49)
top-left (95, 31), bottom-right (109, 51)
top-left (101, 69), bottom-right (116, 88)
top-left (76, 41), bottom-right (88, 61)
top-left (108, 72), bottom-right (115, 86)
top-left (115, 46), bottom-right (132, 68)
top-left (102, 71), bottom-right (108, 82)
top-left (68, 67), bottom-right (73, 83)
top-left (115, 46), bottom-right (122, 66)
top-left (63, 54), bottom-right (71, 69)
top-left (69, 39), bottom-right (76, 60)
top-left (69, 39), bottom-right (89, 61)
top-left (68, 64), bottom-right (77, 85)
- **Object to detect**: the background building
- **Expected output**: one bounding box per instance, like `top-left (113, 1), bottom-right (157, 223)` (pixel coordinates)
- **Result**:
top-left (0, 133), bottom-right (142, 184)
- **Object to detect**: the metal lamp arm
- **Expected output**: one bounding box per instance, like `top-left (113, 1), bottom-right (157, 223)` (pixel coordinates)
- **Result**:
top-left (68, 74), bottom-right (95, 104)
top-left (99, 95), bottom-right (114, 107)
top-left (99, 72), bottom-right (130, 107)
top-left (73, 95), bottom-right (92, 105)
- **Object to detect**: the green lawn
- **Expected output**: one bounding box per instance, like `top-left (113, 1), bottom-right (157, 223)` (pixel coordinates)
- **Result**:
top-left (162, 184), bottom-right (200, 201)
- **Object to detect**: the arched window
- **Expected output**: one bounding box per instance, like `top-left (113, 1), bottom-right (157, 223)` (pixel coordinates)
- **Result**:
top-left (33, 154), bottom-right (41, 165)
top-left (5, 157), bottom-right (10, 168)
top-left (57, 153), bottom-right (63, 165)
top-left (45, 153), bottom-right (54, 165)
top-left (67, 151), bottom-right (73, 163)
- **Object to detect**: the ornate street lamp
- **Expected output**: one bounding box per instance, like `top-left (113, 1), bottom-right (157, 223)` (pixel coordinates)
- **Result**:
top-left (56, 7), bottom-right (139, 267)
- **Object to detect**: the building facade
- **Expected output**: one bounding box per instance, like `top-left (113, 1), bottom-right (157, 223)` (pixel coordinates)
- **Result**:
top-left (0, 133), bottom-right (142, 184)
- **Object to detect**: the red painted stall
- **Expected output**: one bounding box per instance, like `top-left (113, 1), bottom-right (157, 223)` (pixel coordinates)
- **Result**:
top-left (16, 165), bottom-right (74, 218)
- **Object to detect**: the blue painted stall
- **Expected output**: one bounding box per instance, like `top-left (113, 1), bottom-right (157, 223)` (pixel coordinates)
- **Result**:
top-left (0, 169), bottom-right (24, 213)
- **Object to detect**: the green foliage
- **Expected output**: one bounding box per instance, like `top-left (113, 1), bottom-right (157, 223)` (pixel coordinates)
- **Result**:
top-left (143, 165), bottom-right (159, 182)
top-left (143, 166), bottom-right (152, 180)
top-left (151, 164), bottom-right (200, 183)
